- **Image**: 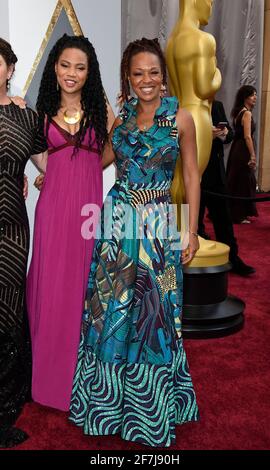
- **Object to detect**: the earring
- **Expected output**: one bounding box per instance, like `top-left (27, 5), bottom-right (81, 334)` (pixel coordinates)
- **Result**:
top-left (127, 79), bottom-right (133, 99)
top-left (160, 84), bottom-right (167, 97)
top-left (56, 82), bottom-right (59, 92)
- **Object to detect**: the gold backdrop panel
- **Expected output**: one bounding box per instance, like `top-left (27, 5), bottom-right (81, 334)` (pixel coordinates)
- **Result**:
top-left (23, 0), bottom-right (83, 97)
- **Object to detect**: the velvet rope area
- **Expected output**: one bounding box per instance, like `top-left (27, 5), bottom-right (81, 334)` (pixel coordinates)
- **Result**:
top-left (202, 190), bottom-right (270, 203)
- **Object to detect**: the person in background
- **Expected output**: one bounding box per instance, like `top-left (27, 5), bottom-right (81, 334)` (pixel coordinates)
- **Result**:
top-left (199, 99), bottom-right (255, 276)
top-left (0, 38), bottom-right (47, 448)
top-left (226, 85), bottom-right (258, 224)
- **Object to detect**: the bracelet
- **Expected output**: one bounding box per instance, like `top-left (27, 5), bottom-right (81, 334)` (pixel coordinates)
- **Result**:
top-left (188, 230), bottom-right (199, 238)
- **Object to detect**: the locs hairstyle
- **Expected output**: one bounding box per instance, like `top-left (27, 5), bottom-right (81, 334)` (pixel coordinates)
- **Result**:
top-left (36, 34), bottom-right (108, 154)
top-left (0, 37), bottom-right (18, 89)
top-left (231, 85), bottom-right (257, 120)
top-left (120, 37), bottom-right (167, 102)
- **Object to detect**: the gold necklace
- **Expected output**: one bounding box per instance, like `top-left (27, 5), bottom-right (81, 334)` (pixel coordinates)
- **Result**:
top-left (63, 109), bottom-right (81, 125)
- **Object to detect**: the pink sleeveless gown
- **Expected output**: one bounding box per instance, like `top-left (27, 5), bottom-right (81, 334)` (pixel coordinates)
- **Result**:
top-left (27, 121), bottom-right (102, 411)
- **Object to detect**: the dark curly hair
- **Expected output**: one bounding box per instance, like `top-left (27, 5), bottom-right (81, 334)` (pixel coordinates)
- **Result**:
top-left (231, 85), bottom-right (257, 120)
top-left (0, 37), bottom-right (18, 89)
top-left (120, 37), bottom-right (167, 102)
top-left (36, 34), bottom-right (108, 154)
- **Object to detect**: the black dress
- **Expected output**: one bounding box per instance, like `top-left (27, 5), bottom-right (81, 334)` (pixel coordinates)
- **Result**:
top-left (0, 102), bottom-right (47, 447)
top-left (226, 109), bottom-right (258, 223)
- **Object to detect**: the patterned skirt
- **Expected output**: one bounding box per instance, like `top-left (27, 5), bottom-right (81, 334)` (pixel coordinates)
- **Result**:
top-left (69, 183), bottom-right (199, 447)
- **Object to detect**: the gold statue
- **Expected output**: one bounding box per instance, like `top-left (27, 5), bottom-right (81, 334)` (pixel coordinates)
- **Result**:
top-left (166, 0), bottom-right (221, 200)
top-left (166, 0), bottom-right (228, 267)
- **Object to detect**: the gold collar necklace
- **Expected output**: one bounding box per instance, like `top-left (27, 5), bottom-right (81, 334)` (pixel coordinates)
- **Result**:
top-left (61, 106), bottom-right (81, 125)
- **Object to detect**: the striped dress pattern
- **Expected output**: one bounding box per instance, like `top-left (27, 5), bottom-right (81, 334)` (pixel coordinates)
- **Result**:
top-left (0, 102), bottom-right (47, 431)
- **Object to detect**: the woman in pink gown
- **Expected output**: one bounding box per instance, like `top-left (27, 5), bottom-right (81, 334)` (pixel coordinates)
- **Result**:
top-left (27, 34), bottom-right (108, 411)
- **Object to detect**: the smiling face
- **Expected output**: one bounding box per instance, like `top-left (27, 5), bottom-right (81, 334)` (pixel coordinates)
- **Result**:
top-left (0, 54), bottom-right (14, 93)
top-left (129, 51), bottom-right (163, 103)
top-left (55, 47), bottom-right (88, 95)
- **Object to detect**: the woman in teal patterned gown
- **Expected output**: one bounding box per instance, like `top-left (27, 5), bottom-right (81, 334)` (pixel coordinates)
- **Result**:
top-left (70, 38), bottom-right (200, 447)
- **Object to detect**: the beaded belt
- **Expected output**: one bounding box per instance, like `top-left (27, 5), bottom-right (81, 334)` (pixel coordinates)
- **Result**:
top-left (128, 188), bottom-right (171, 207)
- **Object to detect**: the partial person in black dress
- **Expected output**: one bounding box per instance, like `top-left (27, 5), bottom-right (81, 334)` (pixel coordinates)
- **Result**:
top-left (0, 38), bottom-right (47, 448)
top-left (226, 85), bottom-right (258, 224)
top-left (198, 100), bottom-right (255, 276)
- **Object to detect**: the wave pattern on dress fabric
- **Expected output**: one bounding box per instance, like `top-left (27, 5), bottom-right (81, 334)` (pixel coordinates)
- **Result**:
top-left (69, 97), bottom-right (199, 447)
top-left (70, 337), bottom-right (198, 447)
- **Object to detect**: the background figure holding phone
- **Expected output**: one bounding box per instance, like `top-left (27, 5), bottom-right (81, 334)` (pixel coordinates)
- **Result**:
top-left (198, 100), bottom-right (255, 276)
top-left (216, 121), bottom-right (227, 130)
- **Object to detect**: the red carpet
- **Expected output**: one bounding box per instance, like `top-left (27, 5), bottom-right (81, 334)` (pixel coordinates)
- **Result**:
top-left (5, 202), bottom-right (270, 451)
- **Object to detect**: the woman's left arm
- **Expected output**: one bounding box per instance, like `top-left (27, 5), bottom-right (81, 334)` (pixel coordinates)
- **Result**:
top-left (242, 111), bottom-right (256, 168)
top-left (176, 108), bottom-right (200, 263)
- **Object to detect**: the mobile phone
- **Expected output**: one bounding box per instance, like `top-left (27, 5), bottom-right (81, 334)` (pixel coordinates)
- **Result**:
top-left (217, 121), bottom-right (227, 129)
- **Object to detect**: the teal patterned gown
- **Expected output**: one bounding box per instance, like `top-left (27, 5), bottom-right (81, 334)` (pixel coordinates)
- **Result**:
top-left (69, 97), bottom-right (199, 447)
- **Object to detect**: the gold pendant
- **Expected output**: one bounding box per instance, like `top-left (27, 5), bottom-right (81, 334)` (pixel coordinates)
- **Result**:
top-left (63, 109), bottom-right (81, 125)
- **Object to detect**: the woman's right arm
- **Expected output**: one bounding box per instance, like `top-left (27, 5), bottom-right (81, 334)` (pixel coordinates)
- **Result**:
top-left (102, 116), bottom-right (122, 169)
top-left (30, 150), bottom-right (48, 174)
